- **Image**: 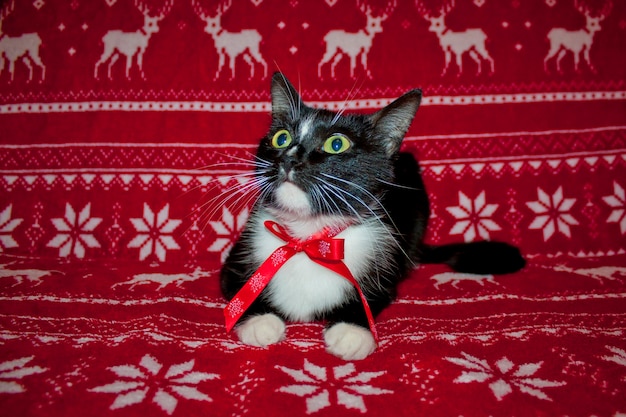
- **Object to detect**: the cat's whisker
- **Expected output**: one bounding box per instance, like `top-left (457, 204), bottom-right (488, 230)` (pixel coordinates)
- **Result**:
top-left (321, 173), bottom-right (387, 217)
top-left (376, 178), bottom-right (422, 191)
top-left (276, 72), bottom-right (300, 120)
top-left (193, 174), bottom-right (268, 233)
top-left (195, 164), bottom-right (258, 175)
top-left (315, 184), bottom-right (346, 219)
top-left (195, 178), bottom-right (256, 217)
top-left (180, 170), bottom-right (260, 201)
top-left (321, 173), bottom-right (414, 264)
top-left (331, 78), bottom-right (365, 126)
top-left (319, 177), bottom-right (382, 221)
top-left (309, 184), bottom-right (332, 217)
top-left (193, 150), bottom-right (263, 171)
top-left (296, 74), bottom-right (303, 120)
top-left (180, 152), bottom-right (266, 200)
top-left (316, 181), bottom-right (394, 294)
top-left (315, 180), bottom-right (365, 222)
top-left (173, 170), bottom-right (257, 213)
top-left (193, 188), bottom-right (255, 234)
top-left (196, 160), bottom-right (257, 169)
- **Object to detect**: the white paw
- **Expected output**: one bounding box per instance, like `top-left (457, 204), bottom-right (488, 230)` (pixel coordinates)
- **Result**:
top-left (324, 323), bottom-right (376, 361)
top-left (236, 313), bottom-right (286, 347)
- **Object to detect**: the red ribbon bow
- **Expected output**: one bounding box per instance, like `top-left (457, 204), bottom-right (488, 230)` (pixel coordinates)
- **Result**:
top-left (224, 220), bottom-right (378, 342)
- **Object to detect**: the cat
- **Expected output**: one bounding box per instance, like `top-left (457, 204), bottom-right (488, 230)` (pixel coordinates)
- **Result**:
top-left (220, 73), bottom-right (525, 360)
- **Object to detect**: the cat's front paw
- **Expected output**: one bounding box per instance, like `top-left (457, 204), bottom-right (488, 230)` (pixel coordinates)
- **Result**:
top-left (236, 313), bottom-right (286, 347)
top-left (324, 322), bottom-right (376, 361)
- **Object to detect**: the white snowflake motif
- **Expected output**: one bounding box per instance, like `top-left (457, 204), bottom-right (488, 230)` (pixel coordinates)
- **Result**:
top-left (248, 272), bottom-right (266, 293)
top-left (276, 359), bottom-right (392, 414)
top-left (527, 187), bottom-right (579, 241)
top-left (128, 203), bottom-right (181, 262)
top-left (207, 206), bottom-right (249, 263)
top-left (318, 241), bottom-right (331, 257)
top-left (227, 298), bottom-right (245, 318)
top-left (47, 203), bottom-right (102, 258)
top-left (90, 354), bottom-right (219, 415)
top-left (446, 352), bottom-right (565, 401)
top-left (271, 248), bottom-right (288, 267)
top-left (603, 182), bottom-right (626, 234)
top-left (446, 191), bottom-right (501, 241)
top-left (0, 356), bottom-right (47, 394)
top-left (0, 205), bottom-right (22, 251)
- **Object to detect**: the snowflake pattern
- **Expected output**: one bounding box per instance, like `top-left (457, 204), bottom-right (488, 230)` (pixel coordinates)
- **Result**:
top-left (318, 241), bottom-right (331, 257)
top-left (271, 248), bottom-right (288, 267)
top-left (90, 354), bottom-right (219, 415)
top-left (527, 187), bottom-right (579, 241)
top-left (207, 206), bottom-right (249, 262)
top-left (248, 272), bottom-right (266, 292)
top-left (227, 298), bottom-right (244, 318)
top-left (0, 205), bottom-right (22, 251)
top-left (276, 359), bottom-right (392, 414)
top-left (446, 352), bottom-right (565, 401)
top-left (446, 191), bottom-right (501, 241)
top-left (603, 182), bottom-right (626, 234)
top-left (0, 356), bottom-right (47, 394)
top-left (47, 203), bottom-right (102, 258)
top-left (128, 203), bottom-right (181, 262)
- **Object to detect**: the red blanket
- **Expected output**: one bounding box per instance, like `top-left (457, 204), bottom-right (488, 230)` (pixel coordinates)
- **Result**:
top-left (1, 0), bottom-right (625, 415)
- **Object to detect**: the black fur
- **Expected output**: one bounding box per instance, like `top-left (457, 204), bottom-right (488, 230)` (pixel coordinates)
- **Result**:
top-left (221, 73), bottom-right (525, 333)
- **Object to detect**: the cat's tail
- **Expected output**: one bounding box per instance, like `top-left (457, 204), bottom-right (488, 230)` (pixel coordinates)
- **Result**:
top-left (416, 242), bottom-right (526, 275)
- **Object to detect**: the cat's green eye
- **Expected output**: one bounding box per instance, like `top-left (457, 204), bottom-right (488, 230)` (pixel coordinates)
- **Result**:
top-left (271, 130), bottom-right (292, 149)
top-left (323, 135), bottom-right (351, 154)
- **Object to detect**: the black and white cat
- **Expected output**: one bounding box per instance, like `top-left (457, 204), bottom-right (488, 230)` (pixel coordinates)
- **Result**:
top-left (220, 73), bottom-right (525, 360)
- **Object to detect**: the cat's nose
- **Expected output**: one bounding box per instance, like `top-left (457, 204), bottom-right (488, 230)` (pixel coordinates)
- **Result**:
top-left (280, 157), bottom-right (299, 179)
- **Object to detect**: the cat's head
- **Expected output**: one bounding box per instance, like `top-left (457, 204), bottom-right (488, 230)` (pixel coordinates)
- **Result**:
top-left (255, 73), bottom-right (421, 221)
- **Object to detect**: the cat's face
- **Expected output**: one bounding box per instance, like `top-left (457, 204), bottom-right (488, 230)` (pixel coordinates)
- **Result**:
top-left (255, 73), bottom-right (422, 220)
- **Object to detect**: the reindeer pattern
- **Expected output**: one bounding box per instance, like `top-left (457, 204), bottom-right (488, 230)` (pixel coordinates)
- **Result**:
top-left (192, 0), bottom-right (267, 81)
top-left (430, 272), bottom-right (498, 289)
top-left (112, 267), bottom-right (215, 290)
top-left (0, 262), bottom-right (60, 286)
top-left (552, 264), bottom-right (626, 283)
top-left (94, 0), bottom-right (174, 80)
top-left (0, 0), bottom-right (618, 81)
top-left (318, 0), bottom-right (396, 80)
top-left (416, 0), bottom-right (494, 77)
top-left (544, 0), bottom-right (613, 73)
top-left (0, 0), bottom-right (45, 83)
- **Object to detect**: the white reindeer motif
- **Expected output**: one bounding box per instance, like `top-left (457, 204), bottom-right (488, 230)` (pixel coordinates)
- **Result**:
top-left (112, 267), bottom-right (214, 290)
top-left (94, 0), bottom-right (174, 80)
top-left (0, 0), bottom-right (45, 83)
top-left (0, 263), bottom-right (59, 286)
top-left (318, 0), bottom-right (397, 80)
top-left (415, 0), bottom-right (493, 77)
top-left (544, 0), bottom-right (612, 74)
top-left (192, 0), bottom-right (267, 81)
top-left (431, 272), bottom-right (497, 289)
top-left (553, 264), bottom-right (626, 284)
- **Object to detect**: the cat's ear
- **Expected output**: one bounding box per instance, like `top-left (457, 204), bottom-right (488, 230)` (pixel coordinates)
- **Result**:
top-left (369, 89), bottom-right (422, 156)
top-left (271, 72), bottom-right (303, 121)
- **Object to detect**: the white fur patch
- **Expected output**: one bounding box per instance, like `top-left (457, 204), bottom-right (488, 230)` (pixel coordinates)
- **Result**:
top-left (236, 313), bottom-right (286, 347)
top-left (324, 322), bottom-right (376, 360)
top-left (274, 182), bottom-right (311, 214)
top-left (250, 209), bottom-right (396, 322)
top-left (266, 256), bottom-right (354, 321)
top-left (298, 115), bottom-right (314, 139)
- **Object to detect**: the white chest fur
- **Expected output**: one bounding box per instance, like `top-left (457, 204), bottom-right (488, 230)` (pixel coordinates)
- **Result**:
top-left (249, 210), bottom-right (395, 321)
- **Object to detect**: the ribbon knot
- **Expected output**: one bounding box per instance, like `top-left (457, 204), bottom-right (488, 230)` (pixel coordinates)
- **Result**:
top-left (270, 226), bottom-right (345, 263)
top-left (224, 220), bottom-right (378, 342)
